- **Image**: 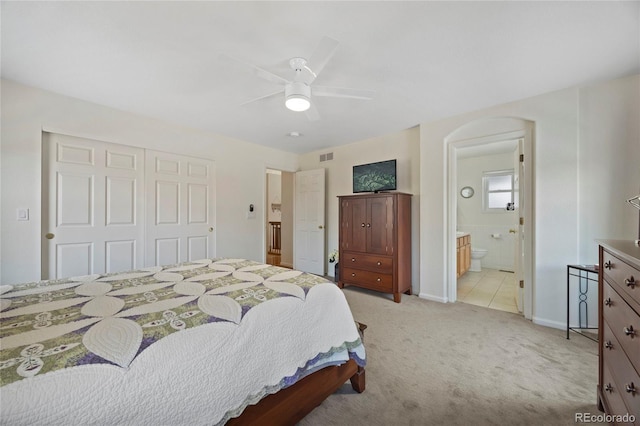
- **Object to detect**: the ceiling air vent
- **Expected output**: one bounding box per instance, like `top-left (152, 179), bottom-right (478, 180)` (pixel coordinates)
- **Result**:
top-left (319, 152), bottom-right (334, 162)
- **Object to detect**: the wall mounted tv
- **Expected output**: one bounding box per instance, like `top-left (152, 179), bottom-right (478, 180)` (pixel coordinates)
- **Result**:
top-left (353, 159), bottom-right (397, 193)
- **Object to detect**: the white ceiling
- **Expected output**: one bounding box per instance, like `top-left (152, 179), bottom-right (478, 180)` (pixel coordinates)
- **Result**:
top-left (2, 1), bottom-right (638, 154)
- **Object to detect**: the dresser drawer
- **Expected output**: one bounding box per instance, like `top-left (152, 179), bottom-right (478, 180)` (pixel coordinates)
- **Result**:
top-left (342, 267), bottom-right (393, 292)
top-left (602, 363), bottom-right (637, 425)
top-left (603, 321), bottom-right (640, 421)
top-left (343, 252), bottom-right (393, 273)
top-left (603, 282), bottom-right (640, 365)
top-left (603, 250), bottom-right (640, 308)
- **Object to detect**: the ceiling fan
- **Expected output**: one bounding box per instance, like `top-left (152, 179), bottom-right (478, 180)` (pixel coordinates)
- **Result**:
top-left (224, 36), bottom-right (375, 120)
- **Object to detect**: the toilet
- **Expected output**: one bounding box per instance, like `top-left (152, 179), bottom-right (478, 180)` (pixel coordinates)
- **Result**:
top-left (470, 247), bottom-right (488, 272)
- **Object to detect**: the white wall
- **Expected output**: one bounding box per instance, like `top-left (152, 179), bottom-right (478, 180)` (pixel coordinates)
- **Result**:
top-left (420, 73), bottom-right (640, 329)
top-left (0, 79), bottom-right (298, 285)
top-left (578, 75), bottom-right (640, 260)
top-left (298, 127), bottom-right (421, 293)
top-left (458, 152), bottom-right (518, 270)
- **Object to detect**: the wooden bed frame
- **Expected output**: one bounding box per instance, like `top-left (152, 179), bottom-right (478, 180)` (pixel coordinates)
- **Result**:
top-left (228, 323), bottom-right (367, 425)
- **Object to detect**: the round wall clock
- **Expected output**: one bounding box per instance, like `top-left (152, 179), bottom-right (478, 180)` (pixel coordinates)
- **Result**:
top-left (460, 186), bottom-right (474, 198)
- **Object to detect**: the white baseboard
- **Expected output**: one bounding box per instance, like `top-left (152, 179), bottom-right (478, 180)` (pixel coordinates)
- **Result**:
top-left (418, 292), bottom-right (448, 303)
top-left (532, 316), bottom-right (565, 330)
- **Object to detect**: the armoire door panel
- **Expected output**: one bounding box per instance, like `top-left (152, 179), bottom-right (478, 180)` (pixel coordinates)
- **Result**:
top-left (350, 198), bottom-right (367, 252)
top-left (366, 196), bottom-right (392, 255)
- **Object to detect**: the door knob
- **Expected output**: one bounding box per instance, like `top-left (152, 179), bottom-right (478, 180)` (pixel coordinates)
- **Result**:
top-left (318, 225), bottom-right (323, 229)
top-left (509, 229), bottom-right (517, 234)
top-left (45, 233), bottom-right (55, 240)
top-left (208, 227), bottom-right (214, 232)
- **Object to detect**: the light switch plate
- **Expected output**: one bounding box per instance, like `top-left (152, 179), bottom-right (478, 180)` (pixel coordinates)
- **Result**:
top-left (17, 208), bottom-right (29, 221)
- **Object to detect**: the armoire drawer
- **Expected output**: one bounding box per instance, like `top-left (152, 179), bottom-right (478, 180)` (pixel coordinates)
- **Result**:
top-left (602, 320), bottom-right (640, 421)
top-left (603, 250), bottom-right (640, 308)
top-left (342, 267), bottom-right (393, 292)
top-left (603, 282), bottom-right (640, 364)
top-left (343, 252), bottom-right (393, 273)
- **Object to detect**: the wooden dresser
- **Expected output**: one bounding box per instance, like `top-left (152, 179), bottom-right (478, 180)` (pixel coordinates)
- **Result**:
top-left (598, 240), bottom-right (640, 423)
top-left (337, 192), bottom-right (412, 303)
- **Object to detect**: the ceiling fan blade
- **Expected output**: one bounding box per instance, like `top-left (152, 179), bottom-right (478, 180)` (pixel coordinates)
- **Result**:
top-left (305, 104), bottom-right (321, 121)
top-left (219, 54), bottom-right (289, 86)
top-left (305, 36), bottom-right (339, 83)
top-left (313, 86), bottom-right (375, 100)
top-left (240, 89), bottom-right (284, 106)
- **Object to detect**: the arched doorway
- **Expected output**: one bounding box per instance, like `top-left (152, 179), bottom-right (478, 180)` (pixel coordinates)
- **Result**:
top-left (445, 117), bottom-right (534, 319)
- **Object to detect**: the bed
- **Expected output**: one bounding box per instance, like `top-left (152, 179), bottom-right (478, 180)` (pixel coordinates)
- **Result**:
top-left (0, 258), bottom-right (366, 425)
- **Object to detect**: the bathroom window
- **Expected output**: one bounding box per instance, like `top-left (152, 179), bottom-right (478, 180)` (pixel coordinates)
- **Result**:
top-left (482, 169), bottom-right (514, 212)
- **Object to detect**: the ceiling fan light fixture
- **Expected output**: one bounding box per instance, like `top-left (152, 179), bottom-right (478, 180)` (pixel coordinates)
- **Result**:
top-left (285, 82), bottom-right (311, 112)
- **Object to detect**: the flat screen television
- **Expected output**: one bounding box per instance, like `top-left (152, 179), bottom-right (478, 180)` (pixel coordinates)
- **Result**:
top-left (353, 159), bottom-right (397, 193)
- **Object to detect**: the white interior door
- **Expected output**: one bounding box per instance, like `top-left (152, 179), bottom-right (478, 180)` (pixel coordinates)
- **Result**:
top-left (42, 132), bottom-right (145, 279)
top-left (145, 150), bottom-right (216, 266)
top-left (515, 139), bottom-right (524, 313)
top-left (294, 168), bottom-right (325, 275)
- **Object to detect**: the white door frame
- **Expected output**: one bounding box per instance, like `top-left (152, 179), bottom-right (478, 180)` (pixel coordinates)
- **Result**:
top-left (447, 128), bottom-right (534, 319)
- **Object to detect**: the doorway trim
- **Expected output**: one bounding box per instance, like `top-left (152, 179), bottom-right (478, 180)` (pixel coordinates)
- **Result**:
top-left (446, 122), bottom-right (534, 320)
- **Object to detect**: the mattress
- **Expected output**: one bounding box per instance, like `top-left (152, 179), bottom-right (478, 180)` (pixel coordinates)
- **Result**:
top-left (0, 258), bottom-right (365, 425)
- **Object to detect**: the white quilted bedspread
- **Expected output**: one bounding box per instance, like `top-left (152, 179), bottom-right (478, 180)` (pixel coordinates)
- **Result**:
top-left (0, 260), bottom-right (365, 425)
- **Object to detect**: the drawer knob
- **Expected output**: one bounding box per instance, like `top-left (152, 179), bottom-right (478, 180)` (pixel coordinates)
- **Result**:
top-left (605, 383), bottom-right (613, 393)
top-left (625, 383), bottom-right (637, 395)
top-left (623, 326), bottom-right (636, 337)
top-left (604, 261), bottom-right (612, 270)
top-left (351, 258), bottom-right (356, 262)
top-left (351, 273), bottom-right (356, 277)
top-left (377, 278), bottom-right (381, 282)
top-left (366, 223), bottom-right (371, 228)
top-left (604, 341), bottom-right (613, 350)
top-left (625, 276), bottom-right (636, 289)
top-left (604, 298), bottom-right (612, 307)
top-left (377, 261), bottom-right (382, 266)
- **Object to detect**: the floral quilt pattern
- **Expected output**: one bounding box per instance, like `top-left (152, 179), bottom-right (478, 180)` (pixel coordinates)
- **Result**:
top-left (0, 259), bottom-right (330, 386)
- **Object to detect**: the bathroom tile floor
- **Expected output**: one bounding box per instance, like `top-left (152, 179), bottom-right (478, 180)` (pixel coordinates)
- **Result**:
top-left (457, 268), bottom-right (520, 314)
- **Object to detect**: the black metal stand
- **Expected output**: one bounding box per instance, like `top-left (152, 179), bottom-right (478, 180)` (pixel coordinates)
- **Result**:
top-left (566, 264), bottom-right (599, 342)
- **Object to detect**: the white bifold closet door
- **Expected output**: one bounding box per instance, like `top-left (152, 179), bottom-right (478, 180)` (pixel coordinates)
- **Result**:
top-left (144, 150), bottom-right (216, 266)
top-left (42, 134), bottom-right (216, 280)
top-left (42, 132), bottom-right (145, 279)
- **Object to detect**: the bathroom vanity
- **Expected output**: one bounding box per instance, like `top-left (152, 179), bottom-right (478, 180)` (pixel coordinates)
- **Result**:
top-left (457, 233), bottom-right (471, 277)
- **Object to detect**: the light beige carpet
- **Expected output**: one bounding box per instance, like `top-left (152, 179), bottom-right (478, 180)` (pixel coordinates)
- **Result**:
top-left (300, 287), bottom-right (604, 426)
